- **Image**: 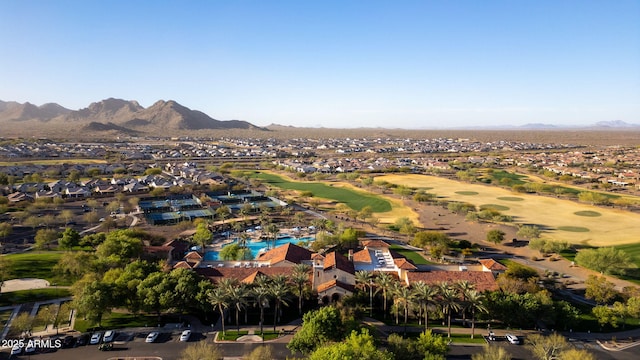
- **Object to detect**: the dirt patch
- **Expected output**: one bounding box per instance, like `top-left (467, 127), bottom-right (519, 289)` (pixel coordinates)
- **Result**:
top-left (1, 278), bottom-right (50, 293)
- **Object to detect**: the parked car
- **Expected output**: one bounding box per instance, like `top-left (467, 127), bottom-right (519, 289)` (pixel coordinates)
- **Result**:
top-left (103, 330), bottom-right (115, 343)
top-left (145, 331), bottom-right (159, 343)
top-left (24, 341), bottom-right (36, 354)
top-left (90, 332), bottom-right (102, 345)
top-left (76, 334), bottom-right (90, 346)
top-left (180, 330), bottom-right (191, 342)
top-left (11, 343), bottom-right (23, 355)
top-left (506, 333), bottom-right (521, 345)
top-left (62, 335), bottom-right (76, 348)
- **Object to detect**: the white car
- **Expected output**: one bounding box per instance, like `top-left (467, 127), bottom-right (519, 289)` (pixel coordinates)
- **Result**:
top-left (103, 330), bottom-right (115, 343)
top-left (145, 331), bottom-right (159, 343)
top-left (90, 332), bottom-right (102, 345)
top-left (24, 341), bottom-right (36, 354)
top-left (11, 343), bottom-right (23, 355)
top-left (505, 333), bottom-right (521, 344)
top-left (179, 330), bottom-right (191, 342)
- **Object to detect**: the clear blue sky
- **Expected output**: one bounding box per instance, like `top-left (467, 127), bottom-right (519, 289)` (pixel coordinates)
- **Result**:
top-left (1, 0), bottom-right (638, 129)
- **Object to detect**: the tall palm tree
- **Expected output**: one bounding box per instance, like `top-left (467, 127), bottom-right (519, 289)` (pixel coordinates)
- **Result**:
top-left (291, 264), bottom-right (311, 315)
top-left (226, 283), bottom-right (250, 331)
top-left (464, 289), bottom-right (488, 339)
top-left (394, 285), bottom-right (416, 334)
top-left (251, 277), bottom-right (272, 335)
top-left (456, 280), bottom-right (475, 326)
top-left (238, 232), bottom-right (250, 249)
top-left (269, 277), bottom-right (291, 332)
top-left (412, 281), bottom-right (439, 329)
top-left (439, 282), bottom-right (461, 338)
top-left (355, 270), bottom-right (375, 316)
top-left (208, 287), bottom-right (229, 336)
top-left (265, 223), bottom-right (279, 250)
top-left (374, 272), bottom-right (395, 317)
top-left (390, 281), bottom-right (404, 324)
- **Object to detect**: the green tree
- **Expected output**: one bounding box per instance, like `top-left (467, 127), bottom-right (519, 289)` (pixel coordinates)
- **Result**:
top-left (526, 333), bottom-right (570, 360)
top-left (288, 306), bottom-right (344, 355)
top-left (412, 281), bottom-right (438, 329)
top-left (208, 287), bottom-right (229, 335)
top-left (472, 345), bottom-right (512, 360)
top-left (439, 283), bottom-right (461, 338)
top-left (375, 271), bottom-right (397, 317)
top-left (73, 280), bottom-right (114, 327)
top-left (137, 272), bottom-right (176, 319)
top-left (557, 349), bottom-right (596, 360)
top-left (244, 345), bottom-right (274, 360)
top-left (516, 225), bottom-right (541, 240)
top-left (34, 228), bottom-right (59, 250)
top-left (355, 270), bottom-right (375, 316)
top-left (59, 228), bottom-right (81, 249)
top-left (0, 222), bottom-right (12, 243)
top-left (486, 229), bottom-right (505, 245)
top-left (269, 276), bottom-right (291, 332)
top-left (308, 329), bottom-right (393, 360)
top-left (179, 341), bottom-right (222, 360)
top-left (584, 275), bottom-right (618, 305)
top-left (219, 243), bottom-right (241, 260)
top-left (291, 263), bottom-right (311, 315)
top-left (192, 222), bottom-right (212, 250)
top-left (592, 305), bottom-right (619, 329)
top-left (575, 247), bottom-right (632, 275)
top-left (465, 290), bottom-right (488, 338)
top-left (415, 329), bottom-right (449, 357)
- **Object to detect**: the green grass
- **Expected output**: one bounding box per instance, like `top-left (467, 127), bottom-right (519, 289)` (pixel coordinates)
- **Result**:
top-left (251, 172), bottom-right (392, 212)
top-left (0, 288), bottom-right (71, 307)
top-left (5, 251), bottom-right (71, 285)
top-left (614, 243), bottom-right (640, 284)
top-left (557, 226), bottom-right (590, 232)
top-left (74, 312), bottom-right (176, 332)
top-left (455, 191), bottom-right (479, 195)
top-left (479, 204), bottom-right (510, 211)
top-left (217, 330), bottom-right (249, 341)
top-left (574, 211), bottom-right (602, 217)
top-left (487, 170), bottom-right (527, 186)
top-left (496, 196), bottom-right (524, 201)
top-left (389, 244), bottom-right (434, 265)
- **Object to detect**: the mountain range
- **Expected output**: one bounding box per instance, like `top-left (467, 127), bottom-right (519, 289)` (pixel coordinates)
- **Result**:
top-left (0, 98), bottom-right (263, 137)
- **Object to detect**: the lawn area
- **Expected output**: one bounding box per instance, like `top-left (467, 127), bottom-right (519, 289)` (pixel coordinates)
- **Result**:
top-left (217, 330), bottom-right (249, 341)
top-left (74, 312), bottom-right (169, 332)
top-left (614, 243), bottom-right (640, 284)
top-left (252, 172), bottom-right (392, 212)
top-left (376, 174), bottom-right (640, 246)
top-left (0, 288), bottom-right (71, 307)
top-left (5, 251), bottom-right (71, 285)
top-left (389, 244), bottom-right (434, 265)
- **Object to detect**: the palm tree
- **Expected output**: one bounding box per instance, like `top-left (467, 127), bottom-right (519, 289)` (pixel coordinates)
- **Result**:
top-left (238, 232), bottom-right (250, 249)
top-left (269, 277), bottom-right (291, 332)
top-left (439, 282), bottom-right (461, 338)
top-left (265, 223), bottom-right (279, 250)
top-left (465, 290), bottom-right (488, 339)
top-left (374, 272), bottom-right (395, 317)
top-left (456, 280), bottom-right (475, 326)
top-left (394, 285), bottom-right (416, 334)
top-left (389, 281), bottom-right (404, 324)
top-left (355, 270), bottom-right (375, 316)
top-left (291, 264), bottom-right (311, 315)
top-left (251, 276), bottom-right (272, 335)
top-left (227, 283), bottom-right (250, 332)
top-left (216, 205), bottom-right (231, 232)
top-left (208, 287), bottom-right (229, 335)
top-left (412, 281), bottom-right (439, 329)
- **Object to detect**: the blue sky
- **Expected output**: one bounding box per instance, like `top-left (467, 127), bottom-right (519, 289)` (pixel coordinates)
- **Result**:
top-left (1, 0), bottom-right (638, 129)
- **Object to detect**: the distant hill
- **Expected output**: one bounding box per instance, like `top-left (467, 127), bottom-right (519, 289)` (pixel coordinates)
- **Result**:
top-left (593, 120), bottom-right (640, 128)
top-left (0, 98), bottom-right (264, 137)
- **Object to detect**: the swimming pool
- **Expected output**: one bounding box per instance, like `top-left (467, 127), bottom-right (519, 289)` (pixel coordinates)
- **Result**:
top-left (204, 236), bottom-right (315, 261)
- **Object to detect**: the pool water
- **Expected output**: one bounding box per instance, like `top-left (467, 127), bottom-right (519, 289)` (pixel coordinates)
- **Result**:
top-left (204, 236), bottom-right (314, 261)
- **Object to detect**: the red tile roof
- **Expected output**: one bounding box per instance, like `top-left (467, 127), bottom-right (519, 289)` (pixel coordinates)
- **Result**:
top-left (195, 267), bottom-right (294, 284)
top-left (406, 271), bottom-right (498, 292)
top-left (172, 261), bottom-right (193, 269)
top-left (316, 279), bottom-right (355, 293)
top-left (361, 240), bottom-right (390, 248)
top-left (478, 259), bottom-right (507, 271)
top-left (352, 249), bottom-right (372, 263)
top-left (184, 251), bottom-right (203, 260)
top-left (394, 258), bottom-right (417, 270)
top-left (323, 252), bottom-right (355, 274)
top-left (257, 243), bottom-right (314, 265)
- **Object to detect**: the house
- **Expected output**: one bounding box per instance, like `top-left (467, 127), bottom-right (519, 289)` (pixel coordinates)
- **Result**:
top-left (313, 252), bottom-right (355, 303)
top-left (478, 258), bottom-right (507, 277)
top-left (257, 243), bottom-right (314, 267)
top-left (404, 271), bottom-right (499, 292)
